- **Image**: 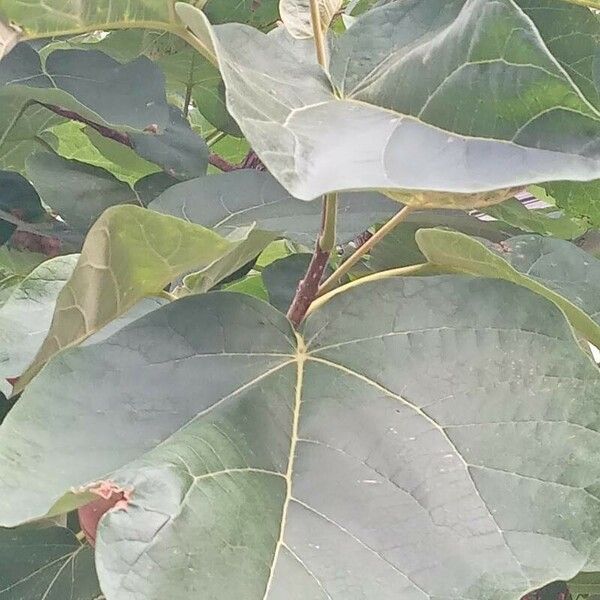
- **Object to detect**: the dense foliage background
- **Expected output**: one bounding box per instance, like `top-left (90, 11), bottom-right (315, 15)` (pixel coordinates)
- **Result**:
top-left (2, 0), bottom-right (600, 598)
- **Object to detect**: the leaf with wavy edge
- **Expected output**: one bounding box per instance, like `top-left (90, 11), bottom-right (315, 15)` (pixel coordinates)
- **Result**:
top-left (14, 205), bottom-right (272, 392)
top-left (416, 228), bottom-right (600, 348)
top-left (0, 277), bottom-right (599, 598)
top-left (177, 0), bottom-right (600, 204)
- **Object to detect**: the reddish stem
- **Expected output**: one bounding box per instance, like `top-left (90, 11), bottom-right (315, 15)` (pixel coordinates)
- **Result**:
top-left (286, 243), bottom-right (330, 327)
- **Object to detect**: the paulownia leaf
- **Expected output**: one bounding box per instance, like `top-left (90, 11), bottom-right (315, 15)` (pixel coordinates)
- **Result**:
top-left (0, 254), bottom-right (77, 383)
top-left (0, 43), bottom-right (170, 132)
top-left (26, 153), bottom-right (142, 234)
top-left (0, 277), bottom-right (599, 599)
top-left (129, 106), bottom-right (209, 180)
top-left (150, 170), bottom-right (398, 245)
top-left (416, 229), bottom-right (600, 348)
top-left (15, 206), bottom-right (274, 391)
top-left (279, 0), bottom-right (342, 39)
top-left (0, 525), bottom-right (100, 599)
top-left (178, 0), bottom-right (600, 203)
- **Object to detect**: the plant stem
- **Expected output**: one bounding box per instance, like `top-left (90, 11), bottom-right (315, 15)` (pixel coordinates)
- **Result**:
top-left (318, 204), bottom-right (416, 295)
top-left (285, 1), bottom-right (337, 327)
top-left (286, 240), bottom-right (331, 327)
top-left (309, 0), bottom-right (327, 67)
top-left (319, 192), bottom-right (338, 252)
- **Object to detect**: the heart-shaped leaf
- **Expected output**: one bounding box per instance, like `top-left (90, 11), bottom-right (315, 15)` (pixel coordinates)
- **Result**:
top-left (1, 276), bottom-right (599, 599)
top-left (178, 0), bottom-right (600, 203)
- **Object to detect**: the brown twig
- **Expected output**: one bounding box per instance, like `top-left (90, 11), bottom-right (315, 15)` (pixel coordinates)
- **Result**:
top-left (286, 243), bottom-right (331, 327)
top-left (40, 103), bottom-right (133, 147)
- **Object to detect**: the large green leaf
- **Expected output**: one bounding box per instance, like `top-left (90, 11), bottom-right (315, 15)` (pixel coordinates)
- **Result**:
top-left (0, 254), bottom-right (77, 382)
top-left (416, 229), bottom-right (600, 348)
top-left (0, 525), bottom-right (100, 600)
top-left (178, 0), bottom-right (600, 203)
top-left (0, 43), bottom-right (170, 132)
top-left (0, 277), bottom-right (599, 598)
top-left (150, 170), bottom-right (398, 245)
top-left (15, 205), bottom-right (273, 390)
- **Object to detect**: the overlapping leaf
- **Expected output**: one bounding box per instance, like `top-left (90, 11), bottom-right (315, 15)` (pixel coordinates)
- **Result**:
top-left (178, 0), bottom-right (600, 203)
top-left (15, 205), bottom-right (274, 391)
top-left (416, 229), bottom-right (600, 347)
top-left (0, 525), bottom-right (100, 600)
top-left (0, 43), bottom-right (170, 132)
top-left (150, 170), bottom-right (398, 245)
top-left (0, 277), bottom-right (599, 598)
top-left (26, 153), bottom-right (143, 234)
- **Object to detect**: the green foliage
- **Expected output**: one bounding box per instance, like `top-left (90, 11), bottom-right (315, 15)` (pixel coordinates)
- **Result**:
top-left (1, 0), bottom-right (600, 599)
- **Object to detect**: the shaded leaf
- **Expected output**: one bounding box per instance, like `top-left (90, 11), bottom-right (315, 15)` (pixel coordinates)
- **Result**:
top-left (130, 106), bottom-right (208, 180)
top-left (15, 205), bottom-right (270, 391)
top-left (0, 525), bottom-right (100, 599)
top-left (26, 153), bottom-right (141, 234)
top-left (179, 0), bottom-right (600, 202)
top-left (0, 278), bottom-right (598, 599)
top-left (133, 172), bottom-right (180, 206)
top-left (150, 170), bottom-right (398, 245)
top-left (263, 252), bottom-right (330, 312)
top-left (0, 44), bottom-right (170, 132)
top-left (0, 169), bottom-right (46, 243)
top-left (416, 229), bottom-right (600, 348)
